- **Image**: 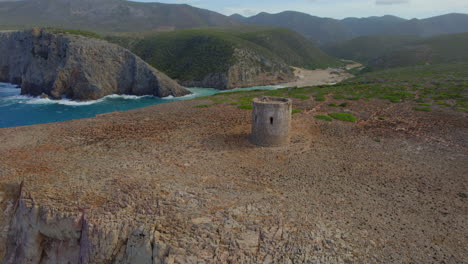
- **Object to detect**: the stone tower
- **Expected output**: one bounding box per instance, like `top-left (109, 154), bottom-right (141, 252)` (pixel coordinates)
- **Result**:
top-left (250, 96), bottom-right (292, 147)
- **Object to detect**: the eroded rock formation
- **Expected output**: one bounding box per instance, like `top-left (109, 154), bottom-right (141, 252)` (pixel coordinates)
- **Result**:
top-left (179, 48), bottom-right (295, 90)
top-left (0, 28), bottom-right (190, 100)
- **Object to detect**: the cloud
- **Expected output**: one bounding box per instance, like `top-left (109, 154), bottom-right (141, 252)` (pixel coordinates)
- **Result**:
top-left (376, 0), bottom-right (410, 5)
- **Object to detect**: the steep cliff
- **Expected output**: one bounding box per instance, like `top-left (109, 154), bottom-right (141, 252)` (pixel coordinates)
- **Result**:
top-left (178, 48), bottom-right (294, 90)
top-left (0, 28), bottom-right (190, 100)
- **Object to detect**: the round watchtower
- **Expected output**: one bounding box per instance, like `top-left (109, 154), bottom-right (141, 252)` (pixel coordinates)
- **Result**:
top-left (250, 96), bottom-right (292, 147)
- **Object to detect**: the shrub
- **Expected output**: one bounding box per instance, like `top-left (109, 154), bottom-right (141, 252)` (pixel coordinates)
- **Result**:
top-left (333, 94), bottom-right (346, 99)
top-left (314, 115), bottom-right (333, 121)
top-left (435, 101), bottom-right (451, 107)
top-left (329, 113), bottom-right (357, 122)
top-left (412, 107), bottom-right (431, 112)
top-left (314, 94), bottom-right (327, 101)
top-left (293, 94), bottom-right (310, 100)
top-left (238, 105), bottom-right (253, 110)
top-left (46, 28), bottom-right (103, 39)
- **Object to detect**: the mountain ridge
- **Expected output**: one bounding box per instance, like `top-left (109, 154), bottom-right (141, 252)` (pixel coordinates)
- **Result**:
top-left (231, 11), bottom-right (468, 45)
top-left (0, 0), bottom-right (240, 33)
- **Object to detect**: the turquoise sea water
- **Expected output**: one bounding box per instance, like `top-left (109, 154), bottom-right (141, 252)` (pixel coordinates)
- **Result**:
top-left (0, 82), bottom-right (281, 128)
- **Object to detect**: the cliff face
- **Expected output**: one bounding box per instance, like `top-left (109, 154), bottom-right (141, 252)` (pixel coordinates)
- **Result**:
top-left (4, 187), bottom-right (174, 264)
top-left (180, 48), bottom-right (295, 90)
top-left (0, 29), bottom-right (190, 100)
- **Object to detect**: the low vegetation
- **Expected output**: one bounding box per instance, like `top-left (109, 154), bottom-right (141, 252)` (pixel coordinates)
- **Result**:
top-left (324, 32), bottom-right (468, 71)
top-left (45, 28), bottom-right (103, 39)
top-left (314, 115), bottom-right (333, 121)
top-left (324, 35), bottom-right (419, 63)
top-left (329, 113), bottom-right (357, 122)
top-left (412, 107), bottom-right (431, 112)
top-left (131, 30), bottom-right (236, 81)
top-left (194, 63), bottom-right (468, 113)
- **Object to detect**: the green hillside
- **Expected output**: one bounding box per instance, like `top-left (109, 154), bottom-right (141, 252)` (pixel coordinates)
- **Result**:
top-left (108, 26), bottom-right (342, 82)
top-left (236, 28), bottom-right (342, 69)
top-left (370, 33), bottom-right (468, 69)
top-left (130, 30), bottom-right (238, 81)
top-left (323, 35), bottom-right (420, 63)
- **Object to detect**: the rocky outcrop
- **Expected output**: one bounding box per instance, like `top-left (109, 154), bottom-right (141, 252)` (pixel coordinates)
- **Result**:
top-left (180, 48), bottom-right (295, 90)
top-left (3, 184), bottom-right (175, 264)
top-left (0, 28), bottom-right (190, 100)
top-left (3, 184), bottom-right (345, 264)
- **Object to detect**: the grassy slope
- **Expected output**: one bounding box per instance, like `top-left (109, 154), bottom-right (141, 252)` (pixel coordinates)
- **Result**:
top-left (325, 33), bottom-right (468, 69)
top-left (131, 30), bottom-right (237, 81)
top-left (108, 26), bottom-right (343, 81)
top-left (235, 28), bottom-right (342, 69)
top-left (370, 33), bottom-right (468, 69)
top-left (198, 63), bottom-right (468, 113)
top-left (323, 35), bottom-right (420, 63)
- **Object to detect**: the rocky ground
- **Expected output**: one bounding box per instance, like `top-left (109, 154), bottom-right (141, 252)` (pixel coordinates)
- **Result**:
top-left (0, 95), bottom-right (467, 263)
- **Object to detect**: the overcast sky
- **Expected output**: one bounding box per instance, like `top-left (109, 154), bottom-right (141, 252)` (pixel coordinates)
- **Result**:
top-left (134, 0), bottom-right (468, 19)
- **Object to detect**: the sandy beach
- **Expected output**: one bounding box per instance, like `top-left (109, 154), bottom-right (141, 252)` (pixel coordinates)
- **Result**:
top-left (282, 64), bottom-right (361, 87)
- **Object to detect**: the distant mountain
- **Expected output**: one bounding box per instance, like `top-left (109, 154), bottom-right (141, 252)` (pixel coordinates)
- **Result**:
top-left (229, 14), bottom-right (248, 23)
top-left (389, 13), bottom-right (468, 36)
top-left (235, 11), bottom-right (354, 45)
top-left (369, 33), bottom-right (468, 69)
top-left (340, 15), bottom-right (407, 37)
top-left (232, 12), bottom-right (468, 45)
top-left (0, 0), bottom-right (239, 32)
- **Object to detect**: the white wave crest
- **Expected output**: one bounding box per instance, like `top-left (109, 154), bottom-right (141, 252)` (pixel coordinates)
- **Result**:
top-left (2, 93), bottom-right (159, 106)
top-left (105, 94), bottom-right (154, 100)
top-left (162, 95), bottom-right (174, 100)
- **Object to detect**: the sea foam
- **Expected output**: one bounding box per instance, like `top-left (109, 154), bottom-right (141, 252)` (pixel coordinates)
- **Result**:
top-left (3, 94), bottom-right (157, 106)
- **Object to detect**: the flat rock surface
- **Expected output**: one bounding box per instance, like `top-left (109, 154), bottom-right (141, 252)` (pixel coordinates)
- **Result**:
top-left (0, 97), bottom-right (466, 263)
